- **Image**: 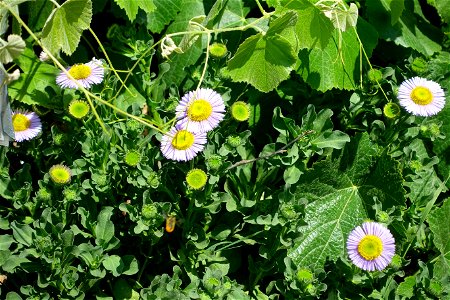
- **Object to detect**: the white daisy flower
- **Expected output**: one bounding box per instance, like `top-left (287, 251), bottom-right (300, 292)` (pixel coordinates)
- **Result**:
top-left (12, 110), bottom-right (42, 142)
top-left (56, 58), bottom-right (104, 89)
top-left (160, 124), bottom-right (207, 162)
top-left (176, 88), bottom-right (225, 133)
top-left (397, 77), bottom-right (446, 117)
top-left (347, 222), bottom-right (396, 271)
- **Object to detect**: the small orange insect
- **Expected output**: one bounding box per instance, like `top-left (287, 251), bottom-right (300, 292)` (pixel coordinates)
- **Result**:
top-left (165, 215), bottom-right (176, 233)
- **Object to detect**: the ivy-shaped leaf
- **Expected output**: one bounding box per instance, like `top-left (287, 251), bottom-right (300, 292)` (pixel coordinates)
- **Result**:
top-left (288, 133), bottom-right (405, 269)
top-left (288, 159), bottom-right (367, 269)
top-left (0, 34), bottom-right (25, 64)
top-left (114, 0), bottom-right (156, 22)
top-left (226, 11), bottom-right (298, 92)
top-left (41, 0), bottom-right (92, 55)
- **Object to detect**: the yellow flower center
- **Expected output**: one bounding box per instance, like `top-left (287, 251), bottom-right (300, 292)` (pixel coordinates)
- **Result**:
top-left (12, 114), bottom-right (31, 132)
top-left (68, 64), bottom-right (92, 80)
top-left (171, 130), bottom-right (195, 150)
top-left (358, 235), bottom-right (383, 260)
top-left (410, 86), bottom-right (433, 105)
top-left (187, 99), bottom-right (213, 121)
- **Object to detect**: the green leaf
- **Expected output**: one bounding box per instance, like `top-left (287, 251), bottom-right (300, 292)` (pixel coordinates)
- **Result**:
top-left (0, 34), bottom-right (25, 64)
top-left (288, 159), bottom-right (367, 269)
top-left (297, 21), bottom-right (377, 91)
top-left (366, 0), bottom-right (442, 56)
top-left (146, 0), bottom-right (182, 33)
top-left (41, 0), bottom-right (92, 55)
top-left (121, 255), bottom-right (139, 275)
top-left (103, 255), bottom-right (121, 276)
top-left (28, 0), bottom-right (54, 31)
top-left (10, 222), bottom-right (34, 247)
top-left (0, 234), bottom-right (14, 250)
top-left (427, 0), bottom-right (450, 24)
top-left (113, 84), bottom-right (146, 111)
top-left (226, 33), bottom-right (295, 92)
top-left (225, 11), bottom-right (298, 92)
top-left (95, 207), bottom-right (115, 246)
top-left (8, 47), bottom-right (71, 109)
top-left (113, 278), bottom-right (140, 300)
top-left (396, 276), bottom-right (416, 298)
top-left (280, 0), bottom-right (334, 49)
top-left (114, 0), bottom-right (156, 22)
top-left (284, 165), bottom-right (302, 184)
top-left (428, 198), bottom-right (450, 281)
top-left (6, 292), bottom-right (23, 300)
top-left (161, 0), bottom-right (206, 87)
top-left (288, 133), bottom-right (405, 269)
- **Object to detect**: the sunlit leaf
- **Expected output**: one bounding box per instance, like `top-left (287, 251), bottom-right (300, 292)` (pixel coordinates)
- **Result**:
top-left (41, 0), bottom-right (92, 55)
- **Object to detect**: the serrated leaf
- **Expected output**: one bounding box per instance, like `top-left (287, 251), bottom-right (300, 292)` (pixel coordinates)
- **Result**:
top-left (8, 47), bottom-right (70, 109)
top-left (41, 0), bottom-right (92, 55)
top-left (366, 0), bottom-right (441, 56)
top-left (114, 0), bottom-right (156, 22)
top-left (289, 133), bottom-right (405, 269)
top-left (227, 33), bottom-right (296, 92)
top-left (146, 0), bottom-right (182, 33)
top-left (428, 198), bottom-right (450, 280)
top-left (427, 0), bottom-right (450, 24)
top-left (0, 34), bottom-right (25, 64)
top-left (288, 160), bottom-right (367, 269)
top-left (322, 3), bottom-right (359, 32)
top-left (297, 20), bottom-right (377, 91)
top-left (396, 276), bottom-right (416, 298)
top-left (280, 0), bottom-right (334, 49)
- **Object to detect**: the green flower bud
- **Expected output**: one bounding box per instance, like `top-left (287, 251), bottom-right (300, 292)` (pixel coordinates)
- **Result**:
top-left (206, 154), bottom-right (223, 170)
top-left (368, 69), bottom-right (383, 83)
top-left (226, 135), bottom-right (241, 148)
top-left (209, 43), bottom-right (227, 58)
top-left (383, 103), bottom-right (401, 119)
top-left (124, 150), bottom-right (141, 167)
top-left (411, 57), bottom-right (428, 74)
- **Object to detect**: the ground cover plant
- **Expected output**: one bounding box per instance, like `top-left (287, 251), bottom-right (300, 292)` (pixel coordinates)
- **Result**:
top-left (0, 0), bottom-right (449, 299)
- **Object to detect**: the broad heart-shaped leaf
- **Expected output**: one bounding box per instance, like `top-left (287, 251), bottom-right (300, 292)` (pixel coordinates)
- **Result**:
top-left (288, 159), bottom-right (367, 269)
top-left (146, 0), bottom-right (182, 34)
top-left (280, 0), bottom-right (334, 49)
top-left (288, 133), bottom-right (405, 269)
top-left (227, 33), bottom-right (296, 93)
top-left (41, 0), bottom-right (92, 55)
top-left (8, 47), bottom-right (72, 109)
top-left (366, 0), bottom-right (441, 56)
top-left (297, 19), bottom-right (377, 92)
top-left (114, 0), bottom-right (156, 22)
top-left (428, 198), bottom-right (450, 282)
top-left (0, 34), bottom-right (25, 64)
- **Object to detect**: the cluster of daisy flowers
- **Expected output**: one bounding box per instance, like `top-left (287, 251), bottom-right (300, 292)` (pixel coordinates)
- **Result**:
top-left (8, 58), bottom-right (105, 143)
top-left (160, 88), bottom-right (226, 162)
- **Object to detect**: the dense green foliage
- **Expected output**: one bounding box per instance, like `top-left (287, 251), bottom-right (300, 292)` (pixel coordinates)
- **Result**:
top-left (0, 0), bottom-right (450, 299)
